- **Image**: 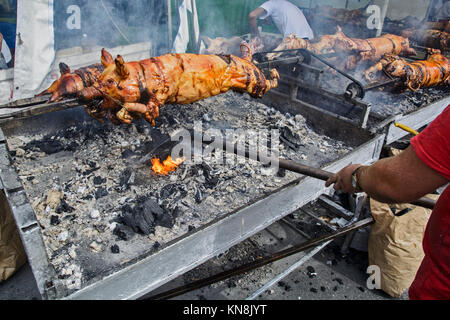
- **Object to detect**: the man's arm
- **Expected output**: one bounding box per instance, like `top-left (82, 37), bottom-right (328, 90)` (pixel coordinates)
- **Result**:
top-left (0, 33), bottom-right (3, 51)
top-left (325, 146), bottom-right (448, 203)
top-left (249, 7), bottom-right (266, 37)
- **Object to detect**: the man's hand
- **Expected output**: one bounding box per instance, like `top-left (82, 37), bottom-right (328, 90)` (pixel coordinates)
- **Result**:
top-left (325, 164), bottom-right (363, 193)
top-left (249, 7), bottom-right (266, 37)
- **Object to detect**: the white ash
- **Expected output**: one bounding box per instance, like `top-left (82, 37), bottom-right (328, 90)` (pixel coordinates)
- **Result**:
top-left (8, 91), bottom-right (352, 296)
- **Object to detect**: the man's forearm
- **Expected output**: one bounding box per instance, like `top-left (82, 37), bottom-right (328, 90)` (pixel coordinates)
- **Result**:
top-left (249, 17), bottom-right (259, 37)
top-left (357, 164), bottom-right (400, 203)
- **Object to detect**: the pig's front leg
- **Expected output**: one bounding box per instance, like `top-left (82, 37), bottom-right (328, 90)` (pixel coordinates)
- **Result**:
top-left (116, 101), bottom-right (160, 126)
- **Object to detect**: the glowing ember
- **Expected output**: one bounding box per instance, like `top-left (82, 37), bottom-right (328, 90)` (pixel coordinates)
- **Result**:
top-left (151, 156), bottom-right (186, 175)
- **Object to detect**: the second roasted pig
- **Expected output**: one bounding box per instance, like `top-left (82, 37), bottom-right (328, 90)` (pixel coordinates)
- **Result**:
top-left (364, 51), bottom-right (450, 90)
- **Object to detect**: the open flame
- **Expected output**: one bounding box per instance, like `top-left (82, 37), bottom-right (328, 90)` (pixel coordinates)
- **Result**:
top-left (151, 156), bottom-right (186, 175)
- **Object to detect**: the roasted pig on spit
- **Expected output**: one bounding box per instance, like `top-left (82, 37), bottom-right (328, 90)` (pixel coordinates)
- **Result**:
top-left (201, 35), bottom-right (279, 57)
top-left (307, 6), bottom-right (366, 25)
top-left (364, 51), bottom-right (450, 90)
top-left (77, 45), bottom-right (279, 125)
top-left (267, 26), bottom-right (416, 70)
top-left (401, 28), bottom-right (449, 52)
top-left (37, 63), bottom-right (104, 102)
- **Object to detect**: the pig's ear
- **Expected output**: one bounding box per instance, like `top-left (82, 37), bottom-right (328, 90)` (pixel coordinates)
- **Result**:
top-left (59, 62), bottom-right (71, 75)
top-left (115, 55), bottom-right (129, 79)
top-left (101, 48), bottom-right (114, 67)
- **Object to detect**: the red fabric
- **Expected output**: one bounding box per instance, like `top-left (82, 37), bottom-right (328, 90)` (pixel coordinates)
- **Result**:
top-left (409, 104), bottom-right (450, 300)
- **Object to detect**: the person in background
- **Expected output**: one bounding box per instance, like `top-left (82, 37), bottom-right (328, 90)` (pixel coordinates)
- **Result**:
top-left (249, 0), bottom-right (314, 40)
top-left (325, 105), bottom-right (450, 299)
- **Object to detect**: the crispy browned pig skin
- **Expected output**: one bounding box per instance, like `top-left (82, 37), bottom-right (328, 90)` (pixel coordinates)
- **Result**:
top-left (37, 63), bottom-right (104, 102)
top-left (267, 26), bottom-right (416, 69)
top-left (81, 45), bottom-right (280, 125)
top-left (364, 52), bottom-right (450, 90)
top-left (402, 28), bottom-right (449, 52)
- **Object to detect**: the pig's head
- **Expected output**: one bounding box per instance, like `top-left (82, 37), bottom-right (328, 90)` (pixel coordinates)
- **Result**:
top-left (81, 49), bottom-right (141, 103)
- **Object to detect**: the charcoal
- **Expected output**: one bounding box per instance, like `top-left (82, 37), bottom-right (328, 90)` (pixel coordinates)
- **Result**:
top-left (281, 127), bottom-right (304, 151)
top-left (25, 138), bottom-right (65, 154)
top-left (55, 198), bottom-right (74, 214)
top-left (306, 266), bottom-right (317, 278)
top-left (152, 241), bottom-right (160, 249)
top-left (93, 176), bottom-right (106, 185)
top-left (119, 169), bottom-right (133, 189)
top-left (121, 205), bottom-right (155, 235)
top-left (160, 184), bottom-right (179, 199)
top-left (194, 187), bottom-right (204, 203)
top-left (113, 224), bottom-right (135, 241)
top-left (50, 215), bottom-right (60, 226)
top-left (121, 149), bottom-right (135, 159)
top-left (119, 198), bottom-right (174, 235)
top-left (110, 244), bottom-right (120, 254)
top-left (95, 188), bottom-right (108, 199)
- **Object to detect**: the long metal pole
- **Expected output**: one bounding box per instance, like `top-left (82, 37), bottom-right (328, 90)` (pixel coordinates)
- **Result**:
top-left (207, 137), bottom-right (437, 210)
top-left (145, 217), bottom-right (375, 300)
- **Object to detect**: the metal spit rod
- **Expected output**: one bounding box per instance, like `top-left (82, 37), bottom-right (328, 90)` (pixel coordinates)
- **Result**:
top-left (207, 136), bottom-right (436, 210)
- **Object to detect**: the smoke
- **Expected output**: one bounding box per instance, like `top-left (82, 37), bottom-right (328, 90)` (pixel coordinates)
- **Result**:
top-left (54, 0), bottom-right (170, 55)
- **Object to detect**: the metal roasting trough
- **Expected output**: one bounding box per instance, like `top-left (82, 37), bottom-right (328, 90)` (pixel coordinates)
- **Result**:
top-left (0, 43), bottom-right (445, 299)
top-left (0, 88), bottom-right (388, 300)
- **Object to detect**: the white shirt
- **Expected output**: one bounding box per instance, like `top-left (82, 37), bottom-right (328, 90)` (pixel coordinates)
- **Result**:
top-left (259, 0), bottom-right (314, 39)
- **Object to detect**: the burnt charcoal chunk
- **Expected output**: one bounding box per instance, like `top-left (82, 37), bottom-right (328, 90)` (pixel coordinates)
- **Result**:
top-left (188, 225), bottom-right (195, 232)
top-left (119, 169), bottom-right (133, 189)
top-left (310, 288), bottom-right (318, 293)
top-left (306, 266), bottom-right (317, 278)
top-left (121, 205), bottom-right (155, 235)
top-left (333, 278), bottom-right (344, 285)
top-left (113, 224), bottom-right (135, 241)
top-left (152, 241), bottom-right (160, 249)
top-left (160, 184), bottom-right (179, 199)
top-left (121, 149), bottom-right (135, 159)
top-left (25, 138), bottom-right (65, 154)
top-left (277, 168), bottom-right (286, 178)
top-left (50, 215), bottom-right (60, 226)
top-left (95, 188), bottom-right (108, 199)
top-left (93, 176), bottom-right (106, 185)
top-left (194, 188), bottom-right (204, 203)
top-left (119, 198), bottom-right (174, 236)
top-left (56, 198), bottom-right (74, 214)
top-left (281, 127), bottom-right (304, 151)
top-left (111, 244), bottom-right (120, 254)
top-left (146, 199), bottom-right (174, 228)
